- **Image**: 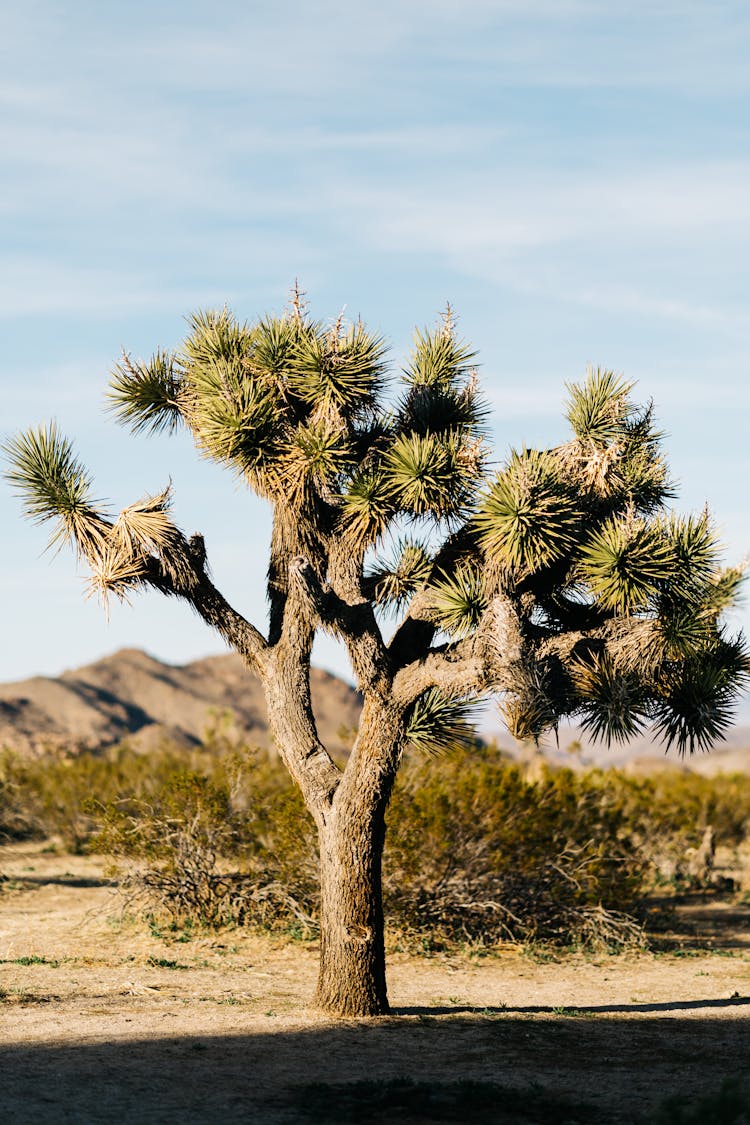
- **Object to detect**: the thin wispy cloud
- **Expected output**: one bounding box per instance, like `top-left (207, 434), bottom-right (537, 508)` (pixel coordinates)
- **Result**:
top-left (1, 0), bottom-right (748, 685)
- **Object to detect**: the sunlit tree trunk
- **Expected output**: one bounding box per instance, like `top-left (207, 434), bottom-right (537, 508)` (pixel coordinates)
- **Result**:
top-left (314, 805), bottom-right (389, 1016)
top-left (312, 698), bottom-right (402, 1016)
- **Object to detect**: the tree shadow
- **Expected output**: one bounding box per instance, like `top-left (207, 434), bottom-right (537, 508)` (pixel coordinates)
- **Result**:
top-left (2, 1014), bottom-right (750, 1123)
top-left (11, 874), bottom-right (111, 888)
top-left (397, 994), bottom-right (750, 1016)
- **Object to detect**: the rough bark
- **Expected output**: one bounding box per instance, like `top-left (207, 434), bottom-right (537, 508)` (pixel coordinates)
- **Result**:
top-left (312, 697), bottom-right (403, 1016)
top-left (314, 805), bottom-right (389, 1016)
top-left (263, 634), bottom-right (341, 823)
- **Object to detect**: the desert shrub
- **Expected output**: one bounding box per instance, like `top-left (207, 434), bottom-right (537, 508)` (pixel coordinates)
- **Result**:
top-left (91, 745), bottom-right (649, 946)
top-left (0, 743), bottom-right (192, 851)
top-left (8, 736), bottom-right (750, 945)
top-left (93, 753), bottom-right (318, 931)
top-left (384, 749), bottom-right (648, 949)
top-left (602, 770), bottom-right (750, 891)
top-left (0, 758), bottom-right (26, 842)
top-left (620, 770), bottom-right (750, 847)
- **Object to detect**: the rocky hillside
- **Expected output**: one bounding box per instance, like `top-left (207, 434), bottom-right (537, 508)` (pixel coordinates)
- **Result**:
top-left (0, 649), bottom-right (362, 758)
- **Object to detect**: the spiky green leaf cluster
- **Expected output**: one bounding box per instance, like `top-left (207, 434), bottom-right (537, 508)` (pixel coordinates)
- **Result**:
top-left (341, 468), bottom-right (394, 545)
top-left (384, 432), bottom-right (474, 519)
top-left (2, 424), bottom-right (192, 616)
top-left (560, 368), bottom-right (671, 509)
top-left (3, 424), bottom-right (109, 556)
top-left (368, 538), bottom-right (432, 612)
top-left (565, 368), bottom-right (634, 444)
top-left (404, 318), bottom-right (477, 388)
top-left (572, 652), bottom-right (649, 744)
top-left (476, 449), bottom-right (579, 576)
top-left (405, 689), bottom-right (479, 754)
top-left (579, 513), bottom-right (672, 613)
top-left (281, 420), bottom-right (351, 504)
top-left (108, 350), bottom-right (183, 436)
top-left (428, 563), bottom-right (486, 638)
top-left (651, 638), bottom-right (750, 755)
top-left (285, 320), bottom-right (388, 410)
top-left (662, 511), bottom-right (719, 601)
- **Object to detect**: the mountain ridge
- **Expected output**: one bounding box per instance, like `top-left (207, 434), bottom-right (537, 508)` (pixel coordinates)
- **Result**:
top-left (2, 647), bottom-right (749, 775)
top-left (0, 648), bottom-right (362, 758)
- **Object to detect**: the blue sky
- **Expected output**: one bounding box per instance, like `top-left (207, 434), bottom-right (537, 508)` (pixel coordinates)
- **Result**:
top-left (1, 1), bottom-right (749, 714)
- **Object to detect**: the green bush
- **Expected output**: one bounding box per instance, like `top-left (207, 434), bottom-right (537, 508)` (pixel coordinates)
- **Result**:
top-left (0, 743), bottom-right (192, 851)
top-left (5, 737), bottom-right (750, 946)
top-left (88, 744), bottom-right (652, 947)
top-left (385, 750), bottom-right (647, 948)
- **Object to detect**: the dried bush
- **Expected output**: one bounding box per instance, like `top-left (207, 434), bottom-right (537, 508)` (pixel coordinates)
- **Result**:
top-left (93, 759), bottom-right (318, 932)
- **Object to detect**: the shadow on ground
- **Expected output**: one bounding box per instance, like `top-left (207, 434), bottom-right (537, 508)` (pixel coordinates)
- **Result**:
top-left (2, 1013), bottom-right (750, 1123)
top-left (399, 995), bottom-right (750, 1016)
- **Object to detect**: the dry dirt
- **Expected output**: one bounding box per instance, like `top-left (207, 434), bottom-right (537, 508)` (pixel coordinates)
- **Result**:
top-left (2, 842), bottom-right (750, 1123)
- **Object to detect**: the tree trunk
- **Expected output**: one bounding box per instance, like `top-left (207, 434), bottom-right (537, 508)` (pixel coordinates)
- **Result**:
top-left (314, 804), bottom-right (389, 1016)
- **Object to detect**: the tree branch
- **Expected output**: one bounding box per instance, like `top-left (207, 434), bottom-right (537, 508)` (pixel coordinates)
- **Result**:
top-left (388, 524), bottom-right (477, 668)
top-left (150, 542), bottom-right (342, 813)
top-left (392, 595), bottom-right (523, 706)
top-left (144, 533), bottom-right (269, 674)
top-left (288, 556), bottom-right (391, 694)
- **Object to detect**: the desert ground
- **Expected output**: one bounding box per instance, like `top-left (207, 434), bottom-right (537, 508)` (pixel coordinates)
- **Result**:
top-left (2, 841), bottom-right (750, 1123)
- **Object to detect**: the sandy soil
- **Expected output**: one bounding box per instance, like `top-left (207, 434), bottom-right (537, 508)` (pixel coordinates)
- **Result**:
top-left (2, 841), bottom-right (750, 1123)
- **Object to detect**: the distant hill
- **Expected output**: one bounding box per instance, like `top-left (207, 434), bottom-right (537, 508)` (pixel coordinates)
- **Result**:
top-left (2, 648), bottom-right (748, 775)
top-left (0, 648), bottom-right (362, 758)
top-left (484, 719), bottom-right (750, 777)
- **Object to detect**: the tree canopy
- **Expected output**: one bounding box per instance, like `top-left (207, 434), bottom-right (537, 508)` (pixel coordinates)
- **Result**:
top-left (6, 292), bottom-right (749, 1016)
top-left (6, 296), bottom-right (747, 756)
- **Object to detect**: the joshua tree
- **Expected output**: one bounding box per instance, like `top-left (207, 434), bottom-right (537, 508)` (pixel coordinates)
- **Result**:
top-left (5, 292), bottom-right (748, 1016)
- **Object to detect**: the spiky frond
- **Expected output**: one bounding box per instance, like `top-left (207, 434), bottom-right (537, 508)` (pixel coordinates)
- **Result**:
top-left (706, 564), bottom-right (747, 616)
top-left (182, 307), bottom-right (254, 367)
top-left (3, 424), bottom-right (110, 557)
top-left (108, 350), bottom-right (184, 436)
top-left (340, 467), bottom-right (395, 546)
top-left (572, 652), bottom-right (649, 744)
top-left (427, 562), bottom-right (486, 638)
top-left (281, 420), bottom-right (351, 504)
top-left (651, 637), bottom-right (750, 755)
top-left (385, 431), bottom-right (475, 519)
top-left (405, 323), bottom-right (477, 389)
top-left (112, 485), bottom-right (179, 556)
top-left (396, 381), bottom-right (489, 439)
top-left (616, 402), bottom-right (673, 512)
top-left (368, 538), bottom-right (432, 612)
top-left (184, 356), bottom-right (283, 475)
top-left (83, 542), bottom-right (148, 617)
top-left (661, 510), bottom-right (720, 603)
top-left (404, 688), bottom-right (479, 754)
top-left (558, 369), bottom-right (659, 501)
top-left (251, 315), bottom-right (307, 387)
top-left (476, 449), bottom-right (579, 575)
top-left (606, 611), bottom-right (712, 675)
top-left (286, 321), bottom-right (388, 413)
top-left (579, 512), bottom-right (672, 613)
top-left (565, 367), bottom-right (634, 445)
